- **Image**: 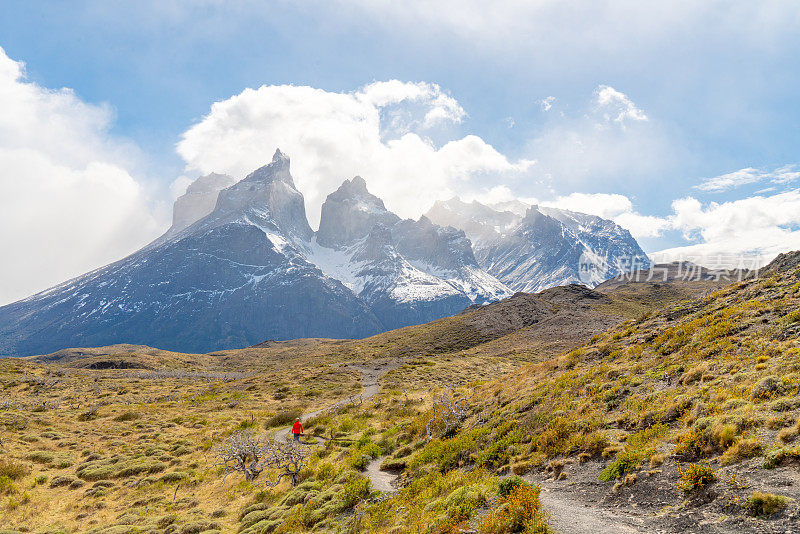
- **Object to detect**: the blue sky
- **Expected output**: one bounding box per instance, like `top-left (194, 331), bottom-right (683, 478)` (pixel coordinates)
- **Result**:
top-left (2, 1), bottom-right (800, 303)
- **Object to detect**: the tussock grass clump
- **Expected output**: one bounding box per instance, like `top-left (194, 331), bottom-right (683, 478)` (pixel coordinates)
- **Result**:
top-left (777, 416), bottom-right (800, 444)
top-left (112, 411), bottom-right (140, 421)
top-left (49, 475), bottom-right (81, 488)
top-left (75, 455), bottom-right (167, 480)
top-left (751, 376), bottom-right (785, 400)
top-left (265, 409), bottom-right (302, 428)
top-left (26, 450), bottom-right (73, 469)
top-left (720, 438), bottom-right (762, 465)
top-left (0, 459), bottom-right (28, 480)
top-left (747, 491), bottom-right (791, 517)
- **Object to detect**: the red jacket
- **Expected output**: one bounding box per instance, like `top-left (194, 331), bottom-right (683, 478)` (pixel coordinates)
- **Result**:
top-left (292, 421), bottom-right (303, 434)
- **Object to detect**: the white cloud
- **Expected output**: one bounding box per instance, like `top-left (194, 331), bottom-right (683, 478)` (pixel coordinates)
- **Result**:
top-left (695, 167), bottom-right (763, 192)
top-left (177, 81), bottom-right (533, 226)
top-left (531, 187), bottom-right (800, 267)
top-left (652, 190), bottom-right (800, 266)
top-left (594, 85), bottom-right (647, 124)
top-left (539, 96), bottom-right (555, 112)
top-left (773, 165), bottom-right (800, 184)
top-left (330, 1), bottom-right (800, 59)
top-left (696, 164), bottom-right (800, 192)
top-left (0, 47), bottom-right (165, 305)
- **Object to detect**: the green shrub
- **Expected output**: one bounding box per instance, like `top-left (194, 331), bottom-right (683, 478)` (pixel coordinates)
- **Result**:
top-left (411, 426), bottom-right (488, 473)
top-left (0, 476), bottom-right (17, 495)
top-left (49, 475), bottom-right (79, 488)
top-left (479, 482), bottom-right (549, 534)
top-left (498, 476), bottom-right (525, 497)
top-left (442, 484), bottom-right (487, 522)
top-left (598, 449), bottom-right (640, 481)
top-left (341, 475), bottom-right (371, 508)
top-left (763, 446), bottom-right (800, 468)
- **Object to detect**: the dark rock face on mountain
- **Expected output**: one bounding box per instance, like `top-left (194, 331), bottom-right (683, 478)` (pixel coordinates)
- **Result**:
top-left (315, 176), bottom-right (400, 248)
top-left (426, 198), bottom-right (650, 292)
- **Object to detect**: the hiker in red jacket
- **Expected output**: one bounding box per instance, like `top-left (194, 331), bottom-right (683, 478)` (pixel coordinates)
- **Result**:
top-left (292, 418), bottom-right (303, 442)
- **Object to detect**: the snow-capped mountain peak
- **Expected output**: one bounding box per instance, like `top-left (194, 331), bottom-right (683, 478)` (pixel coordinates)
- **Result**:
top-left (212, 148), bottom-right (313, 243)
top-left (316, 176), bottom-right (400, 249)
top-left (425, 198), bottom-right (649, 293)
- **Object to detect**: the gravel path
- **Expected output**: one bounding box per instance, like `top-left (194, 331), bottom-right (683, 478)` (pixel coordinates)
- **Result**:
top-left (366, 457), bottom-right (396, 492)
top-left (539, 489), bottom-right (646, 534)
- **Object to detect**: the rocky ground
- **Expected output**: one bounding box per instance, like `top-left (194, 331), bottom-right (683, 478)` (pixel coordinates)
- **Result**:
top-left (528, 457), bottom-right (800, 533)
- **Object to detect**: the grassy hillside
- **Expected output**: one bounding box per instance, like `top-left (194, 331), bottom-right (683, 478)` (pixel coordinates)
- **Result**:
top-left (0, 265), bottom-right (769, 533)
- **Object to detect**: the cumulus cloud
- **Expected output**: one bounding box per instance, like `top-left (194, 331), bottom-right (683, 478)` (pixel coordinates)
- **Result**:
top-left (696, 164), bottom-right (800, 192)
top-left (177, 81), bottom-right (534, 226)
top-left (594, 85), bottom-right (647, 124)
top-left (539, 187), bottom-right (800, 267)
top-left (0, 47), bottom-right (165, 305)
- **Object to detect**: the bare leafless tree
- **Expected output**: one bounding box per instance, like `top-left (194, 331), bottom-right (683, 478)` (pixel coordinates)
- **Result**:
top-left (213, 430), bottom-right (267, 481)
top-left (425, 386), bottom-right (481, 442)
top-left (212, 430), bottom-right (313, 486)
top-left (261, 440), bottom-right (313, 487)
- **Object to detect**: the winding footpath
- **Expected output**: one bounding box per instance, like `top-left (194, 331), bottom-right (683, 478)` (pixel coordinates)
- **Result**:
top-left (274, 359), bottom-right (405, 492)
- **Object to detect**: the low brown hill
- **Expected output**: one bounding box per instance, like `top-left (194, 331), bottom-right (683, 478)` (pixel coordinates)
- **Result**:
top-left (30, 344), bottom-right (206, 369)
top-left (32, 270), bottom-right (730, 371)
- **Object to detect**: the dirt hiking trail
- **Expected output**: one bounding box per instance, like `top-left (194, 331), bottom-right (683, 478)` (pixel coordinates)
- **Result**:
top-left (274, 359), bottom-right (406, 491)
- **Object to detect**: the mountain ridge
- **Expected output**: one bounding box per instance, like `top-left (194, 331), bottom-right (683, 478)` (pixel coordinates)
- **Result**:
top-left (0, 150), bottom-right (651, 356)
